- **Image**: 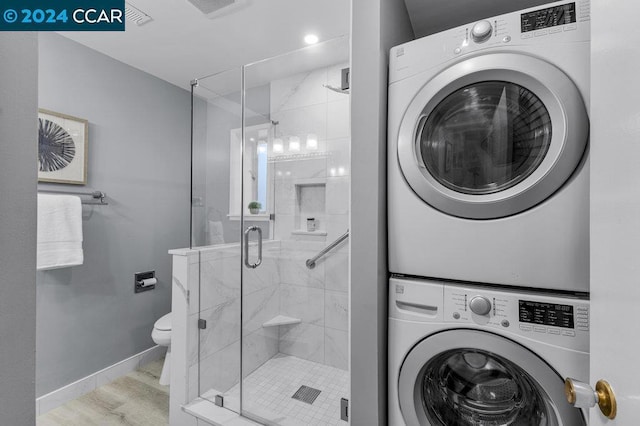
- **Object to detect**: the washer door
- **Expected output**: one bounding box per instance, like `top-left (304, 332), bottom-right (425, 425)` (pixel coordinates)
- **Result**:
top-left (397, 53), bottom-right (588, 219)
top-left (398, 330), bottom-right (585, 426)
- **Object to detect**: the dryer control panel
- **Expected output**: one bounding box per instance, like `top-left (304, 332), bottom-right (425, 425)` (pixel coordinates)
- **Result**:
top-left (389, 0), bottom-right (590, 85)
top-left (444, 284), bottom-right (589, 353)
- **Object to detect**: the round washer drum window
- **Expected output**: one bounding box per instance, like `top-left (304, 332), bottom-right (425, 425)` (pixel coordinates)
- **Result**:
top-left (421, 348), bottom-right (555, 425)
top-left (419, 81), bottom-right (552, 195)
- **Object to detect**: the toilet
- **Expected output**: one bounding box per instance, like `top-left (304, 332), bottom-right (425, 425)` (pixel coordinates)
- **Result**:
top-left (151, 313), bottom-right (172, 386)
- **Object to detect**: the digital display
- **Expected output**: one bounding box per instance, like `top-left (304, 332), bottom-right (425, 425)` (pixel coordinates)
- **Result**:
top-left (519, 300), bottom-right (574, 328)
top-left (521, 3), bottom-right (576, 33)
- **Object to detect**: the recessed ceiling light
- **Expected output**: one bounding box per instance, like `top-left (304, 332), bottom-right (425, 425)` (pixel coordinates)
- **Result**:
top-left (304, 34), bottom-right (319, 45)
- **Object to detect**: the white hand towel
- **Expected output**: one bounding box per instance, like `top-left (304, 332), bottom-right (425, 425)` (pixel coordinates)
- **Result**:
top-left (208, 220), bottom-right (225, 245)
top-left (37, 194), bottom-right (84, 270)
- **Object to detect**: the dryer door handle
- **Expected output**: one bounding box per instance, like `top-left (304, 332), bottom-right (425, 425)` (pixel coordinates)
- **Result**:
top-left (395, 300), bottom-right (438, 317)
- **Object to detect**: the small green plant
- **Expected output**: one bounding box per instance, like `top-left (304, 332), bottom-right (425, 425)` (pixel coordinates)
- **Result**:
top-left (248, 201), bottom-right (262, 212)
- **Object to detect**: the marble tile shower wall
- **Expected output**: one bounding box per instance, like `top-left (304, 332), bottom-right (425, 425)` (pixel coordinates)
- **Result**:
top-left (191, 240), bottom-right (348, 396)
top-left (190, 242), bottom-right (280, 395)
top-left (271, 63), bottom-right (350, 243)
top-left (270, 63), bottom-right (349, 370)
top-left (278, 240), bottom-right (349, 370)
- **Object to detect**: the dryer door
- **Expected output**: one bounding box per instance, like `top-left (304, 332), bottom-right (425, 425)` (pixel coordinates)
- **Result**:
top-left (398, 329), bottom-right (586, 426)
top-left (397, 53), bottom-right (588, 219)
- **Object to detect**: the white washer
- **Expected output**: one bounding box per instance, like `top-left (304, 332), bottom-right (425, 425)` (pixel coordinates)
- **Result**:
top-left (388, 277), bottom-right (589, 426)
top-left (388, 1), bottom-right (590, 292)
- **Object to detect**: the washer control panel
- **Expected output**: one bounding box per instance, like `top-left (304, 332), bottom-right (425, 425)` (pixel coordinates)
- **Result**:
top-left (444, 284), bottom-right (589, 352)
top-left (469, 295), bottom-right (492, 315)
top-left (471, 20), bottom-right (493, 43)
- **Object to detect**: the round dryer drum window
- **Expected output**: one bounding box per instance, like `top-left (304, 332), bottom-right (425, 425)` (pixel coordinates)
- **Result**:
top-left (396, 53), bottom-right (589, 219)
top-left (419, 81), bottom-right (552, 195)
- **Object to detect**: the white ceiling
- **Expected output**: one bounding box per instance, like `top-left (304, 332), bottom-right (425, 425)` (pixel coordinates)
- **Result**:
top-left (60, 0), bottom-right (350, 90)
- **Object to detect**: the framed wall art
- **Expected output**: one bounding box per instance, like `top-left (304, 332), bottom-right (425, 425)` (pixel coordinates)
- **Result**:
top-left (38, 109), bottom-right (88, 185)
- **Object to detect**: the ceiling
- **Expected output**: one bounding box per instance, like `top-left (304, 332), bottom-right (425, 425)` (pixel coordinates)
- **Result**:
top-left (60, 0), bottom-right (350, 90)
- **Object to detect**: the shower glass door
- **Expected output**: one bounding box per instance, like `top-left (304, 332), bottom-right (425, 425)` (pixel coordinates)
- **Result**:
top-left (241, 36), bottom-right (351, 425)
top-left (191, 37), bottom-right (350, 425)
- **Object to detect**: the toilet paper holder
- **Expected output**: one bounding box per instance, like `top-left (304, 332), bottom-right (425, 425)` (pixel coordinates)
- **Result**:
top-left (135, 271), bottom-right (156, 293)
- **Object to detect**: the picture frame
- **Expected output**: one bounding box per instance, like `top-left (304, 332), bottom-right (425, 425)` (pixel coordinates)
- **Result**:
top-left (38, 109), bottom-right (88, 185)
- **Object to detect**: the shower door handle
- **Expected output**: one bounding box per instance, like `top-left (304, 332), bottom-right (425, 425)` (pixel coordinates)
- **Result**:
top-left (243, 226), bottom-right (262, 269)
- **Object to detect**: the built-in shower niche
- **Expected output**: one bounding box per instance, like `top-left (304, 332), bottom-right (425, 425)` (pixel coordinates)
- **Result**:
top-left (291, 182), bottom-right (327, 237)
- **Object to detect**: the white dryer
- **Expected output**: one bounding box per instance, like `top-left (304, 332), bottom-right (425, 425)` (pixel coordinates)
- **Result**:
top-left (388, 1), bottom-right (590, 292)
top-left (388, 277), bottom-right (589, 425)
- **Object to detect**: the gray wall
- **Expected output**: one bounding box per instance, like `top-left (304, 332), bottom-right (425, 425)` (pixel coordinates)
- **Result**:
top-left (350, 1), bottom-right (413, 424)
top-left (0, 32), bottom-right (38, 425)
top-left (36, 33), bottom-right (191, 396)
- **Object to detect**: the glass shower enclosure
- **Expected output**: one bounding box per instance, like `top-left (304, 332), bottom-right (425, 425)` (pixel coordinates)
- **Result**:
top-left (191, 37), bottom-right (350, 425)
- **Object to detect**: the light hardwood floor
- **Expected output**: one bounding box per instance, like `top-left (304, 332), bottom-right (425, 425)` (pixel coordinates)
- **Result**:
top-left (37, 359), bottom-right (169, 426)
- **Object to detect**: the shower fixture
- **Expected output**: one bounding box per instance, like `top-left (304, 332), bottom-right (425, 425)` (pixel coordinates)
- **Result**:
top-left (323, 67), bottom-right (350, 95)
top-left (271, 121), bottom-right (284, 153)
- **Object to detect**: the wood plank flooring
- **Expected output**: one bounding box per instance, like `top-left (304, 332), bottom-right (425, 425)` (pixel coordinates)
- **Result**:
top-left (37, 359), bottom-right (169, 426)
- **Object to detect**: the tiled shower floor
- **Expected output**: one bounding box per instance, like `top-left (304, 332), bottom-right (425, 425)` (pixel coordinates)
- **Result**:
top-left (204, 354), bottom-right (348, 426)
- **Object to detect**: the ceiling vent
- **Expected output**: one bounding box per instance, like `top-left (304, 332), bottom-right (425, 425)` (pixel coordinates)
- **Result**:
top-left (186, 0), bottom-right (250, 19)
top-left (125, 2), bottom-right (153, 26)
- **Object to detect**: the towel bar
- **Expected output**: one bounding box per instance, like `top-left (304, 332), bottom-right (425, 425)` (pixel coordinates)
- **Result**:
top-left (38, 189), bottom-right (108, 205)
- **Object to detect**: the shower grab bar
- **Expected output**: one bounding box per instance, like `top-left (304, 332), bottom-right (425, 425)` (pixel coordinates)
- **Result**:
top-left (38, 189), bottom-right (108, 205)
top-left (244, 226), bottom-right (262, 269)
top-left (306, 229), bottom-right (349, 269)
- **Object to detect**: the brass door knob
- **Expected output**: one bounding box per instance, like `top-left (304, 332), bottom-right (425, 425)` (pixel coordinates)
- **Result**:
top-left (564, 377), bottom-right (617, 420)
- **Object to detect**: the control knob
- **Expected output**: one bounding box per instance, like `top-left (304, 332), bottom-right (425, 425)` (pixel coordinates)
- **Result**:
top-left (471, 20), bottom-right (493, 43)
top-left (469, 296), bottom-right (492, 316)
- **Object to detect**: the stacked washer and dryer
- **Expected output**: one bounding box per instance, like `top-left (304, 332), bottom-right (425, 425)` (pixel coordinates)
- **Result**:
top-left (387, 1), bottom-right (591, 425)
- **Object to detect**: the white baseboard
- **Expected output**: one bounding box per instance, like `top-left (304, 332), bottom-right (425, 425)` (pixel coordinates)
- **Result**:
top-left (36, 345), bottom-right (167, 416)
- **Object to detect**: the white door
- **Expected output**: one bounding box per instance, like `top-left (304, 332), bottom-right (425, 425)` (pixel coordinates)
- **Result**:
top-left (588, 0), bottom-right (640, 423)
